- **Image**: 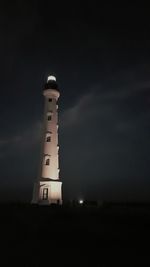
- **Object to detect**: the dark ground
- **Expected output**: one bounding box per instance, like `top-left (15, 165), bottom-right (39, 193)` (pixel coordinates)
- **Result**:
top-left (0, 203), bottom-right (150, 266)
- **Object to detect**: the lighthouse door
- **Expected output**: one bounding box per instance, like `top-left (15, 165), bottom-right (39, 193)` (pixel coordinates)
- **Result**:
top-left (43, 188), bottom-right (48, 200)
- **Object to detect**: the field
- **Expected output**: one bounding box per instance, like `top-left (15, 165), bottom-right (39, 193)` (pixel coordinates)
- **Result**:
top-left (0, 203), bottom-right (150, 266)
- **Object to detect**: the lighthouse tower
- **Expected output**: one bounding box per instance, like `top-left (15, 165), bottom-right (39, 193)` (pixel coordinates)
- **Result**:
top-left (32, 75), bottom-right (62, 205)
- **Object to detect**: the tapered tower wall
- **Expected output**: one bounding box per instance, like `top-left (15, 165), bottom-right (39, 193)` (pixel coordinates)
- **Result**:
top-left (32, 76), bottom-right (62, 205)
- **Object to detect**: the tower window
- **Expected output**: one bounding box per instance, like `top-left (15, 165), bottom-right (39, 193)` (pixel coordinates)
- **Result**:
top-left (46, 136), bottom-right (51, 142)
top-left (45, 132), bottom-right (51, 142)
top-left (48, 115), bottom-right (51, 121)
top-left (43, 188), bottom-right (48, 200)
top-left (46, 158), bottom-right (50, 165)
top-left (49, 98), bottom-right (52, 102)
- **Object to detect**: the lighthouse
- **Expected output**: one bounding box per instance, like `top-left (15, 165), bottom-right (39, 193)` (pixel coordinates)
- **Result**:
top-left (32, 75), bottom-right (62, 205)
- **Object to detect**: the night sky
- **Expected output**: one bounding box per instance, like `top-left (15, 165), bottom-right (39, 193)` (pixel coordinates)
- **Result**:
top-left (0, 2), bottom-right (150, 202)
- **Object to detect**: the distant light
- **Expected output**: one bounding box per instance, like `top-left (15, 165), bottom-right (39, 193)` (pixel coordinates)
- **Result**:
top-left (79, 199), bottom-right (84, 204)
top-left (47, 75), bottom-right (56, 82)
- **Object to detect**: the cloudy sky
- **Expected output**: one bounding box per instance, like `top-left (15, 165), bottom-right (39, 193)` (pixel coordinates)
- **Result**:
top-left (0, 2), bottom-right (150, 202)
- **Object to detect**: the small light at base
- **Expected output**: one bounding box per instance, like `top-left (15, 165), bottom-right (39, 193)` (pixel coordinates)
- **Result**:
top-left (47, 75), bottom-right (56, 82)
top-left (79, 199), bottom-right (84, 204)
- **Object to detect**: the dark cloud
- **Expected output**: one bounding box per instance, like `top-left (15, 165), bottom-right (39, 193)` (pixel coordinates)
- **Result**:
top-left (59, 76), bottom-right (150, 201)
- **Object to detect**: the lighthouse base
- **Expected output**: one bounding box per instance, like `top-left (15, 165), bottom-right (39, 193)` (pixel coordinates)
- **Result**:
top-left (32, 180), bottom-right (62, 205)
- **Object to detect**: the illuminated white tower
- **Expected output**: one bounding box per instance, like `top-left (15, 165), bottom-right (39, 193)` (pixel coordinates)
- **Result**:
top-left (32, 75), bottom-right (62, 205)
